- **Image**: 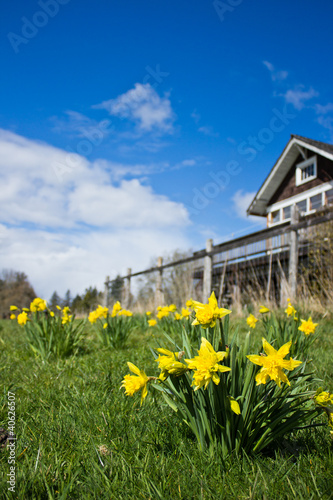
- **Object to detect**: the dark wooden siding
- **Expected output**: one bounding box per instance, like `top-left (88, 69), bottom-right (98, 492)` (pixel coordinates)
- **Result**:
top-left (268, 153), bottom-right (333, 206)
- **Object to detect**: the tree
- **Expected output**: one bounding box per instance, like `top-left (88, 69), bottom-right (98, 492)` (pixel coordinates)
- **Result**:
top-left (134, 249), bottom-right (194, 310)
top-left (49, 291), bottom-right (62, 311)
top-left (63, 289), bottom-right (72, 308)
top-left (110, 275), bottom-right (124, 303)
top-left (0, 269), bottom-right (36, 318)
top-left (71, 294), bottom-right (83, 314)
top-left (81, 287), bottom-right (102, 313)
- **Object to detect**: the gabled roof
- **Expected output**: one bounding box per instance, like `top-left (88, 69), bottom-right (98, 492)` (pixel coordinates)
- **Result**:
top-left (247, 134), bottom-right (333, 216)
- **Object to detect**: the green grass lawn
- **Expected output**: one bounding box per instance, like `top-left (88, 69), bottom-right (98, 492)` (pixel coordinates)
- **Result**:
top-left (0, 314), bottom-right (332, 499)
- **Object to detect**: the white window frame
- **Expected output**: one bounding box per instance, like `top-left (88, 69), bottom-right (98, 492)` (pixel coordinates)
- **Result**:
top-left (295, 156), bottom-right (317, 186)
top-left (267, 182), bottom-right (333, 227)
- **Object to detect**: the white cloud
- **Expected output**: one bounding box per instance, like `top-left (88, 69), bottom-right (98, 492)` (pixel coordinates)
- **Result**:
top-left (198, 126), bottom-right (219, 138)
top-left (232, 190), bottom-right (266, 224)
top-left (317, 115), bottom-right (333, 141)
top-left (315, 102), bottom-right (333, 115)
top-left (191, 110), bottom-right (201, 124)
top-left (51, 110), bottom-right (113, 141)
top-left (94, 83), bottom-right (175, 133)
top-left (181, 159), bottom-right (196, 166)
top-left (314, 102), bottom-right (333, 139)
top-left (0, 225), bottom-right (190, 300)
top-left (0, 129), bottom-right (189, 229)
top-left (263, 61), bottom-right (288, 82)
top-left (282, 85), bottom-right (319, 110)
top-left (0, 129), bottom-right (191, 298)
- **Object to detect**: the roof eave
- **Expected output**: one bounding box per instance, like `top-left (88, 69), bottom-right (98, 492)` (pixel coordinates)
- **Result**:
top-left (247, 136), bottom-right (333, 216)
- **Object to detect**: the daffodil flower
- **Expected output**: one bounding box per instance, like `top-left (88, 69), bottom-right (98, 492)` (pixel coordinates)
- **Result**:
top-left (155, 348), bottom-right (188, 380)
top-left (298, 317), bottom-right (318, 335)
top-left (285, 299), bottom-right (296, 317)
top-left (181, 308), bottom-right (191, 319)
top-left (17, 311), bottom-right (29, 326)
top-left (185, 338), bottom-right (231, 390)
top-left (121, 362), bottom-right (149, 405)
top-left (30, 298), bottom-right (47, 312)
top-left (247, 338), bottom-right (302, 388)
top-left (192, 292), bottom-right (231, 329)
top-left (247, 314), bottom-right (258, 329)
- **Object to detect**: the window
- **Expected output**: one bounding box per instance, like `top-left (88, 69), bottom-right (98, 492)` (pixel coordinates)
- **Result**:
top-left (271, 210), bottom-right (280, 224)
top-left (310, 194), bottom-right (322, 211)
top-left (295, 156), bottom-right (317, 186)
top-left (296, 199), bottom-right (307, 214)
top-left (283, 206), bottom-right (291, 220)
top-left (326, 189), bottom-right (333, 206)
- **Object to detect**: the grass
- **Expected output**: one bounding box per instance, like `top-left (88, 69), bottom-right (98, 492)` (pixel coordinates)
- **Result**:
top-left (0, 314), bottom-right (332, 499)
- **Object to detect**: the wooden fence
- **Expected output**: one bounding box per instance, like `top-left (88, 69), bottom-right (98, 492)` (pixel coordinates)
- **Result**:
top-left (105, 207), bottom-right (333, 308)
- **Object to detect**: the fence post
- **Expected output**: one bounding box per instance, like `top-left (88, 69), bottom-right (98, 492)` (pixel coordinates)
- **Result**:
top-left (288, 204), bottom-right (299, 300)
top-left (203, 239), bottom-right (213, 302)
top-left (155, 257), bottom-right (164, 307)
top-left (124, 268), bottom-right (132, 309)
top-left (104, 276), bottom-right (109, 308)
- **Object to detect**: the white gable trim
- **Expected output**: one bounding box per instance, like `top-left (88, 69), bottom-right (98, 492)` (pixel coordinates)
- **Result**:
top-left (247, 137), bottom-right (333, 216)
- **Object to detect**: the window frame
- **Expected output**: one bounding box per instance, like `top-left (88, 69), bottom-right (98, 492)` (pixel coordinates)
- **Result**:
top-left (295, 156), bottom-right (317, 186)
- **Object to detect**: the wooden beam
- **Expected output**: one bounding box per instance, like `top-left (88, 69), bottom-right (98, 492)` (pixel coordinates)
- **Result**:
top-left (155, 257), bottom-right (164, 307)
top-left (203, 239), bottom-right (213, 302)
top-left (104, 276), bottom-right (109, 308)
top-left (288, 205), bottom-right (299, 300)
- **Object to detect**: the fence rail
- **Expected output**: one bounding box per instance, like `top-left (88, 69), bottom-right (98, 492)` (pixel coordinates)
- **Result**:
top-left (105, 207), bottom-right (333, 308)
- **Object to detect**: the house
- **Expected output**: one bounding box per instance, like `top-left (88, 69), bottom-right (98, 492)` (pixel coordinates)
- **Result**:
top-left (247, 134), bottom-right (333, 226)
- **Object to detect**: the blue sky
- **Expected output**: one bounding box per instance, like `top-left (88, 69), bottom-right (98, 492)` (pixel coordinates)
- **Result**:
top-left (1, 0), bottom-right (332, 299)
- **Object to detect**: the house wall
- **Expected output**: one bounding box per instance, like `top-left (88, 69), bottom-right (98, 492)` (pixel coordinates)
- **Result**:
top-left (268, 153), bottom-right (333, 206)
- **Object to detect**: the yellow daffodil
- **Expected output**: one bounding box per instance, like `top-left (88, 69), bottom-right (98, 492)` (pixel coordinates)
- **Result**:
top-left (88, 310), bottom-right (99, 323)
top-left (95, 305), bottom-right (108, 318)
top-left (10, 313), bottom-right (16, 320)
top-left (314, 389), bottom-right (333, 430)
top-left (259, 305), bottom-right (270, 314)
top-left (298, 317), bottom-right (318, 336)
top-left (168, 304), bottom-right (177, 312)
top-left (56, 305), bottom-right (62, 310)
top-left (185, 337), bottom-right (231, 390)
top-left (285, 299), bottom-right (296, 317)
top-left (148, 319), bottom-right (157, 327)
top-left (17, 311), bottom-right (29, 326)
top-left (314, 390), bottom-right (333, 407)
top-left (22, 308), bottom-right (30, 312)
top-left (62, 314), bottom-right (72, 325)
top-left (50, 311), bottom-right (55, 317)
top-left (247, 314), bottom-right (258, 329)
top-left (155, 348), bottom-right (188, 380)
top-left (121, 362), bottom-right (149, 405)
top-left (111, 302), bottom-right (122, 317)
top-left (146, 311), bottom-right (152, 316)
top-left (186, 299), bottom-right (194, 308)
top-left (61, 306), bottom-right (72, 325)
top-left (192, 292), bottom-right (231, 329)
top-left (174, 313), bottom-right (181, 321)
top-left (118, 309), bottom-right (133, 317)
top-left (9, 305), bottom-right (18, 311)
top-left (88, 305), bottom-right (109, 322)
top-left (247, 338), bottom-right (302, 388)
top-left (181, 308), bottom-right (191, 319)
top-left (103, 323), bottom-right (108, 329)
top-left (30, 298), bottom-right (47, 312)
top-left (157, 307), bottom-right (169, 319)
